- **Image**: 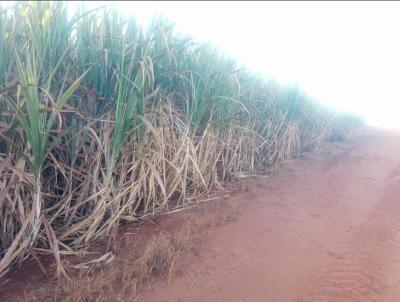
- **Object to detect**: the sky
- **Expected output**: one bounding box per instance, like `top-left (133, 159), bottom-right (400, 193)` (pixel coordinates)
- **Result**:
top-left (9, 1), bottom-right (400, 128)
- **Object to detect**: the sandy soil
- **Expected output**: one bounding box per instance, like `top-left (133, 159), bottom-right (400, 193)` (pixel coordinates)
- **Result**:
top-left (2, 129), bottom-right (400, 302)
top-left (139, 129), bottom-right (400, 302)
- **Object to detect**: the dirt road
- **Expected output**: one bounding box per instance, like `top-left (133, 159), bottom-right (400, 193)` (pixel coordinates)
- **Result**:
top-left (140, 129), bottom-right (400, 302)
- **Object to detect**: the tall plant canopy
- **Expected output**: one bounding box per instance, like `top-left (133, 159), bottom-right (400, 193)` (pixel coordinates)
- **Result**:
top-left (0, 2), bottom-right (363, 277)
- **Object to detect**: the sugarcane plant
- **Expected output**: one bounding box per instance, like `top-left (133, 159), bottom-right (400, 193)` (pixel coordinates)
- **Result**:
top-left (0, 1), bottom-right (363, 278)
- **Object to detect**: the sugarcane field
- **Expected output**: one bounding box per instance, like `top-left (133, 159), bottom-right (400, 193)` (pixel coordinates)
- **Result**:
top-left (2, 1), bottom-right (400, 302)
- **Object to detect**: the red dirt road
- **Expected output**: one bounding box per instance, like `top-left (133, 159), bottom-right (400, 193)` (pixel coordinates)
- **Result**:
top-left (140, 130), bottom-right (400, 302)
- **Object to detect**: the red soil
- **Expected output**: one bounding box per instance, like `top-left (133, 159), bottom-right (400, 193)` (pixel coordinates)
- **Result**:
top-left (3, 129), bottom-right (400, 302)
top-left (140, 129), bottom-right (400, 302)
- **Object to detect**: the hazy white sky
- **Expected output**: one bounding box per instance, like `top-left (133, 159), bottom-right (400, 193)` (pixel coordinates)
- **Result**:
top-left (14, 1), bottom-right (400, 127)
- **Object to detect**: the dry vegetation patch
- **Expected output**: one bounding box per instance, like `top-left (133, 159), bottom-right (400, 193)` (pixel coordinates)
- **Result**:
top-left (15, 192), bottom-right (241, 302)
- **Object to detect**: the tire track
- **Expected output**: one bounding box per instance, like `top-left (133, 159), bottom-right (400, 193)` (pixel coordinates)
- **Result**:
top-left (297, 164), bottom-right (400, 302)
